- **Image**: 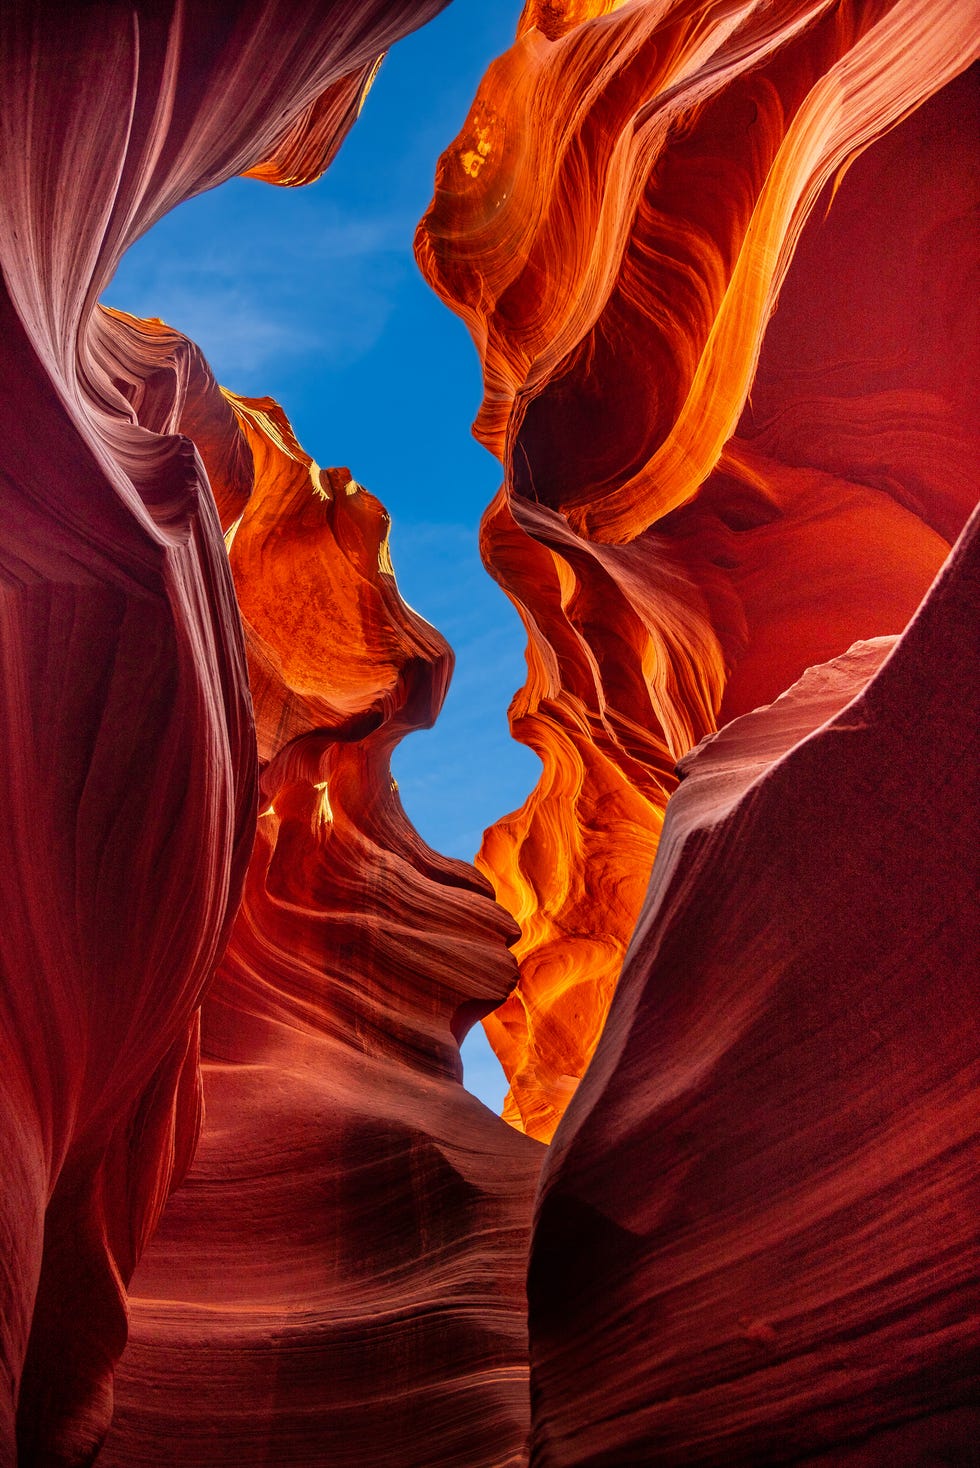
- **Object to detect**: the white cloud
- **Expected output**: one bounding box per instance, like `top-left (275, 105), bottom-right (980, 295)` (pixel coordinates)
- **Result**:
top-left (102, 181), bottom-right (415, 384)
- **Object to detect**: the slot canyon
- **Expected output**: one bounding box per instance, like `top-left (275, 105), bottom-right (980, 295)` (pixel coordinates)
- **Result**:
top-left (0, 1), bottom-right (977, 1465)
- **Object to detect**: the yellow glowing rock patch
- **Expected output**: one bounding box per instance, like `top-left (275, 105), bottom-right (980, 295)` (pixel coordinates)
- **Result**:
top-left (460, 125), bottom-right (493, 178)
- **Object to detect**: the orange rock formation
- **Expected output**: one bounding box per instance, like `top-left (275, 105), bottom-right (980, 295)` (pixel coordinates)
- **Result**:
top-left (1, 0), bottom-right (977, 1463)
top-left (528, 508), bottom-right (980, 1463)
top-left (0, 3), bottom-right (539, 1463)
top-left (417, 0), bottom-right (979, 1140)
top-left (93, 341), bottom-right (542, 1466)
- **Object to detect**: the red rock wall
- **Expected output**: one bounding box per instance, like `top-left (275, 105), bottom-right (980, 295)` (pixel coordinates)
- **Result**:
top-left (0, 3), bottom-right (500, 1463)
top-left (417, 0), bottom-right (979, 1141)
top-left (95, 360), bottom-right (543, 1467)
top-left (2, 0), bottom-right (978, 1463)
top-left (416, 0), bottom-right (979, 1459)
top-left (528, 507), bottom-right (980, 1464)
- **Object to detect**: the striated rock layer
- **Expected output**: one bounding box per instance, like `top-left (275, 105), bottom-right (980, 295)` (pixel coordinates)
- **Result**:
top-left (417, 0), bottom-right (979, 1459)
top-left (0, 2), bottom-right (544, 1464)
top-left (96, 345), bottom-right (542, 1467)
top-left (417, 0), bottom-right (979, 1142)
top-left (3, 0), bottom-right (978, 1463)
top-left (528, 508), bottom-right (980, 1465)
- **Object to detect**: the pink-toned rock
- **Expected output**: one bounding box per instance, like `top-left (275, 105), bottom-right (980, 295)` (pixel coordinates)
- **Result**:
top-left (417, 0), bottom-right (979, 1142)
top-left (0, 2), bottom-right (452, 1460)
top-left (528, 508), bottom-right (980, 1465)
top-left (96, 383), bottom-right (543, 1468)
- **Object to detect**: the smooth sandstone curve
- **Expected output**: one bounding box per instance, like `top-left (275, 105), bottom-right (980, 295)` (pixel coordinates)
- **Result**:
top-left (417, 0), bottom-right (979, 1140)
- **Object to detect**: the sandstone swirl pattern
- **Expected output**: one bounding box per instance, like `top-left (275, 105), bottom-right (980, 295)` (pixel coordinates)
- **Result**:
top-left (1, 3), bottom-right (541, 1465)
top-left (417, 0), bottom-right (979, 1142)
top-left (1, 0), bottom-right (978, 1465)
top-left (527, 508), bottom-right (980, 1464)
top-left (415, 0), bottom-right (980, 1460)
top-left (97, 344), bottom-right (542, 1468)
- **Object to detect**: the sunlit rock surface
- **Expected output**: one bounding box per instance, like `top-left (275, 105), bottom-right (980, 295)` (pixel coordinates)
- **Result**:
top-left (0, 2), bottom-right (539, 1463)
top-left (416, 0), bottom-right (979, 1458)
top-left (2, 0), bottom-right (978, 1463)
top-left (93, 360), bottom-right (542, 1467)
top-left (417, 0), bottom-right (979, 1141)
top-left (528, 507), bottom-right (980, 1464)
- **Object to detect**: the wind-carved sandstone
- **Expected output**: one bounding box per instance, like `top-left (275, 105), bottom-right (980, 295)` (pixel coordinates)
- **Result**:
top-left (1, 1), bottom-right (977, 1464)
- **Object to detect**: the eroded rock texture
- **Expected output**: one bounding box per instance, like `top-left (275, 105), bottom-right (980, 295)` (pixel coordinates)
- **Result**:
top-left (529, 509), bottom-right (980, 1465)
top-left (417, 0), bottom-right (979, 1142)
top-left (96, 351), bottom-right (542, 1467)
top-left (416, 0), bottom-right (979, 1460)
top-left (0, 3), bottom-right (542, 1464)
top-left (3, 0), bottom-right (978, 1463)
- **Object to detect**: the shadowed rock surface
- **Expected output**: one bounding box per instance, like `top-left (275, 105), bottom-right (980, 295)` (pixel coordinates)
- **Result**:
top-left (528, 506), bottom-right (980, 1464)
top-left (98, 364), bottom-right (543, 1468)
top-left (1, 0), bottom-right (977, 1464)
top-left (1, 3), bottom-right (541, 1463)
top-left (418, 0), bottom-right (978, 1142)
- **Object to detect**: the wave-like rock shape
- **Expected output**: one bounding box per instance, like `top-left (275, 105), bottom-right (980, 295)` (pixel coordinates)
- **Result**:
top-left (82, 354), bottom-right (541, 1466)
top-left (528, 505), bottom-right (980, 1464)
top-left (3, 0), bottom-right (977, 1462)
top-left (0, 2), bottom-right (474, 1462)
top-left (417, 0), bottom-right (979, 1140)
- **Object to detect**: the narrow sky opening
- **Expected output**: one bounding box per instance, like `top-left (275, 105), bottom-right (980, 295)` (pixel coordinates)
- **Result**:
top-left (102, 0), bottom-right (528, 1116)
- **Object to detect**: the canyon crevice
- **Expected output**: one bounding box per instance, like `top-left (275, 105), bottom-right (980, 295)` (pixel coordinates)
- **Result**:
top-left (0, 1), bottom-right (977, 1464)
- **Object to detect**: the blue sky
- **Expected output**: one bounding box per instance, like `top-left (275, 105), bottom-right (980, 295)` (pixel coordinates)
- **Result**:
top-left (103, 0), bottom-right (530, 1113)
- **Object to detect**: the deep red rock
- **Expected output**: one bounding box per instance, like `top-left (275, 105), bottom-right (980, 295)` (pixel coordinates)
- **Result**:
top-left (0, 3), bottom-right (457, 1461)
top-left (528, 507), bottom-right (980, 1464)
top-left (414, 2), bottom-right (979, 1456)
top-left (95, 379), bottom-right (543, 1468)
top-left (417, 0), bottom-right (979, 1141)
top-left (2, 0), bottom-right (978, 1463)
